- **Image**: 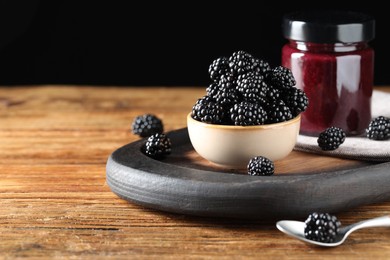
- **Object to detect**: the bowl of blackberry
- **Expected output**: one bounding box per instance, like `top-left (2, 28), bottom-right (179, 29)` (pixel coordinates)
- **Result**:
top-left (187, 50), bottom-right (309, 170)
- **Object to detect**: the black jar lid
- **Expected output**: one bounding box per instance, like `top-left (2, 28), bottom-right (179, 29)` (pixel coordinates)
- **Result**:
top-left (282, 10), bottom-right (375, 43)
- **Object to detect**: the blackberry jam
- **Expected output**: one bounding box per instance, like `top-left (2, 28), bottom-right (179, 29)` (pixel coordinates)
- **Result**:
top-left (282, 11), bottom-right (375, 136)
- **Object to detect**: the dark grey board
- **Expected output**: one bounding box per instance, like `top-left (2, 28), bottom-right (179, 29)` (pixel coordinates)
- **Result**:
top-left (106, 128), bottom-right (390, 220)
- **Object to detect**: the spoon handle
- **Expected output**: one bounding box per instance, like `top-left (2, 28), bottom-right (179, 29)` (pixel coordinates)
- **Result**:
top-left (347, 215), bottom-right (390, 233)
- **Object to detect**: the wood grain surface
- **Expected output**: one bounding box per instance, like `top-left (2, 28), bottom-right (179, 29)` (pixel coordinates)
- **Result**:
top-left (1, 85), bottom-right (390, 259)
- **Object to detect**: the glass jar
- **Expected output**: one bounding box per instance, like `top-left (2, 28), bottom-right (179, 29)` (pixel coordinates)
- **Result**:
top-left (281, 11), bottom-right (375, 136)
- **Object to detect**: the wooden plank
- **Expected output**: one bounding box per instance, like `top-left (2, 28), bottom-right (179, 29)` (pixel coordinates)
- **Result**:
top-left (1, 86), bottom-right (390, 259)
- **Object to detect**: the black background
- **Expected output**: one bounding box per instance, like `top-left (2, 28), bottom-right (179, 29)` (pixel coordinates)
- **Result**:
top-left (0, 1), bottom-right (388, 86)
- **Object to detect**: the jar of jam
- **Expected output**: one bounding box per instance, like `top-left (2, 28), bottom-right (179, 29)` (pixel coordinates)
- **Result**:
top-left (281, 11), bottom-right (375, 136)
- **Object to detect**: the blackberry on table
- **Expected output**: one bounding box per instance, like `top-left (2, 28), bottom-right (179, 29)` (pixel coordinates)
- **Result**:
top-left (230, 101), bottom-right (268, 126)
top-left (191, 96), bottom-right (225, 124)
top-left (132, 114), bottom-right (163, 137)
top-left (143, 133), bottom-right (172, 159)
top-left (304, 212), bottom-right (341, 243)
top-left (366, 116), bottom-right (390, 140)
top-left (268, 66), bottom-right (296, 90)
top-left (208, 57), bottom-right (230, 82)
top-left (247, 156), bottom-right (274, 176)
top-left (317, 127), bottom-right (346, 151)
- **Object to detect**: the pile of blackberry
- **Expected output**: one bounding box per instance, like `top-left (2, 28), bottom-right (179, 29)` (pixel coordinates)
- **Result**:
top-left (304, 212), bottom-right (341, 243)
top-left (191, 50), bottom-right (308, 125)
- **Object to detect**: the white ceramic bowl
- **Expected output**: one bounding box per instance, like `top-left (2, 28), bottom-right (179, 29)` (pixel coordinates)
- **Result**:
top-left (187, 113), bottom-right (301, 169)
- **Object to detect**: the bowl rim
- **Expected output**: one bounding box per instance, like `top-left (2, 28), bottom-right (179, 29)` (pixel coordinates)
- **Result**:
top-left (187, 112), bottom-right (301, 130)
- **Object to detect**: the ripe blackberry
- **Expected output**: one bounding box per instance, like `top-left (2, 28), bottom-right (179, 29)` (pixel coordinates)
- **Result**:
top-left (253, 58), bottom-right (272, 76)
top-left (317, 127), bottom-right (346, 151)
top-left (304, 212), bottom-right (341, 243)
top-left (132, 114), bottom-right (164, 137)
top-left (143, 133), bottom-right (172, 159)
top-left (218, 74), bottom-right (237, 91)
top-left (206, 82), bottom-right (219, 97)
top-left (230, 101), bottom-right (268, 126)
top-left (268, 66), bottom-right (296, 90)
top-left (228, 50), bottom-right (256, 76)
top-left (236, 71), bottom-right (267, 103)
top-left (247, 156), bottom-right (274, 176)
top-left (366, 116), bottom-right (390, 140)
top-left (191, 96), bottom-right (225, 124)
top-left (208, 56), bottom-right (230, 82)
top-left (283, 88), bottom-right (309, 116)
top-left (214, 86), bottom-right (240, 110)
top-left (266, 100), bottom-right (293, 123)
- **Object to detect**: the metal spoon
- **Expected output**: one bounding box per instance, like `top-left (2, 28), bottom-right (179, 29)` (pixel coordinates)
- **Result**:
top-left (276, 215), bottom-right (390, 247)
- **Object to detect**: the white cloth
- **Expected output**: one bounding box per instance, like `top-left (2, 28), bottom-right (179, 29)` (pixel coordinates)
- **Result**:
top-left (294, 90), bottom-right (390, 161)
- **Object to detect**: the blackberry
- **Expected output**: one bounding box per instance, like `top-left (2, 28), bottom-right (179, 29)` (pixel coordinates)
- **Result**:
top-left (236, 71), bottom-right (267, 103)
top-left (265, 86), bottom-right (281, 103)
top-left (191, 96), bottom-right (225, 124)
top-left (206, 82), bottom-right (219, 97)
top-left (283, 88), bottom-right (309, 116)
top-left (247, 156), bottom-right (274, 176)
top-left (317, 127), bottom-right (346, 151)
top-left (366, 116), bottom-right (390, 140)
top-left (143, 133), bottom-right (172, 159)
top-left (230, 101), bottom-right (268, 126)
top-left (213, 86), bottom-right (240, 110)
top-left (208, 57), bottom-right (230, 82)
top-left (218, 74), bottom-right (237, 91)
top-left (131, 114), bottom-right (164, 137)
top-left (253, 58), bottom-right (272, 76)
top-left (266, 100), bottom-right (293, 123)
top-left (304, 212), bottom-right (341, 243)
top-left (268, 66), bottom-right (296, 90)
top-left (228, 50), bottom-right (256, 76)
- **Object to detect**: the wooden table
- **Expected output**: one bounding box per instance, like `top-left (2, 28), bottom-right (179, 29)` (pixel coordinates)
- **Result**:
top-left (1, 85), bottom-right (390, 259)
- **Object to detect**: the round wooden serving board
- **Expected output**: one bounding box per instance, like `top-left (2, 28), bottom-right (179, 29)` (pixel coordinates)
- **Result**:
top-left (106, 128), bottom-right (390, 220)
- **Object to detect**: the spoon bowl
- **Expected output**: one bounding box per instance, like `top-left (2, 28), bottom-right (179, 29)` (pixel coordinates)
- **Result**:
top-left (276, 215), bottom-right (390, 247)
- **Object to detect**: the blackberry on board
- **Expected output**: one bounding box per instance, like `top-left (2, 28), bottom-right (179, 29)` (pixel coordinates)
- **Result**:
top-left (191, 96), bottom-right (225, 124)
top-left (366, 116), bottom-right (390, 140)
top-left (143, 133), bottom-right (172, 159)
top-left (304, 212), bottom-right (341, 243)
top-left (132, 114), bottom-right (164, 137)
top-left (247, 156), bottom-right (274, 176)
top-left (230, 101), bottom-right (268, 126)
top-left (317, 127), bottom-right (346, 151)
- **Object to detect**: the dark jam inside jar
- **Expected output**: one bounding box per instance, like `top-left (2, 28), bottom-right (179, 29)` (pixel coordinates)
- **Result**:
top-left (282, 41), bottom-right (374, 136)
top-left (282, 11), bottom-right (375, 136)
